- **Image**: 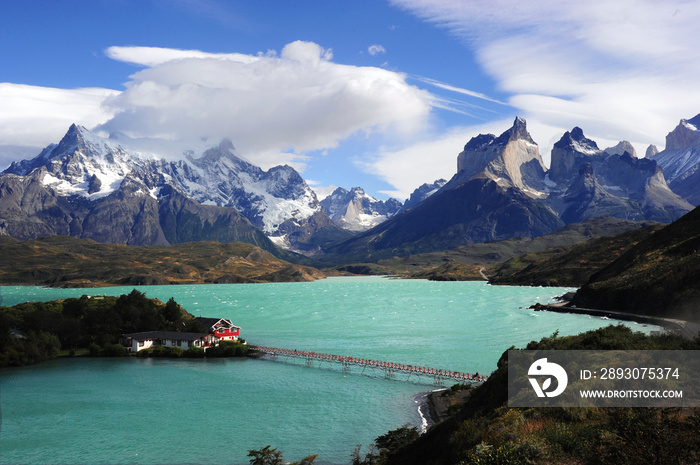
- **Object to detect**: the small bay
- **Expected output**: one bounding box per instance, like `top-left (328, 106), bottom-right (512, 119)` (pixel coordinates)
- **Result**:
top-left (0, 278), bottom-right (660, 464)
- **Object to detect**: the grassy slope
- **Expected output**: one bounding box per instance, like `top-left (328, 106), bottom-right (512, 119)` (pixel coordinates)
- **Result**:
top-left (0, 236), bottom-right (325, 287)
top-left (572, 205), bottom-right (700, 321)
top-left (385, 325), bottom-right (700, 465)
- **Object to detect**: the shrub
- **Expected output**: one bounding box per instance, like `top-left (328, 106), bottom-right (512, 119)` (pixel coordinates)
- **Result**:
top-left (101, 343), bottom-right (127, 357)
top-left (206, 341), bottom-right (248, 357)
top-left (185, 346), bottom-right (205, 358)
top-left (167, 346), bottom-right (185, 358)
top-left (235, 343), bottom-right (249, 356)
top-left (466, 442), bottom-right (527, 465)
top-left (89, 343), bottom-right (102, 357)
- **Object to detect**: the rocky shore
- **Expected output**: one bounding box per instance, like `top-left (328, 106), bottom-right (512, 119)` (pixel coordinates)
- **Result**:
top-left (425, 386), bottom-right (473, 426)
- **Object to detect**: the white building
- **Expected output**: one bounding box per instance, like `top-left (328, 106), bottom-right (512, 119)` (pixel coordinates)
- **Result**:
top-left (121, 331), bottom-right (219, 353)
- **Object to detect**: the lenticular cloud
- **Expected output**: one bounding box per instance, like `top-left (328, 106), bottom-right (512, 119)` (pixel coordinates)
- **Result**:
top-left (98, 41), bottom-right (432, 159)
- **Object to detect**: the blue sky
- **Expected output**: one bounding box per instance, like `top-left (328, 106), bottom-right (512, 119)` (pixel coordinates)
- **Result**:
top-left (2, 0), bottom-right (700, 200)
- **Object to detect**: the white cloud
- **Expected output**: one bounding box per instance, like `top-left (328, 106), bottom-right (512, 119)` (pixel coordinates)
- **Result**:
top-left (368, 44), bottom-right (386, 56)
top-left (413, 75), bottom-right (507, 105)
top-left (391, 0), bottom-right (700, 154)
top-left (97, 41), bottom-right (433, 168)
top-left (0, 83), bottom-right (118, 149)
top-left (305, 181), bottom-right (338, 201)
top-left (105, 45), bottom-right (259, 67)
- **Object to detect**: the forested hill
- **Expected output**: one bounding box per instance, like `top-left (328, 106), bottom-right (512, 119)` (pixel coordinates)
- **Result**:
top-left (0, 290), bottom-right (200, 367)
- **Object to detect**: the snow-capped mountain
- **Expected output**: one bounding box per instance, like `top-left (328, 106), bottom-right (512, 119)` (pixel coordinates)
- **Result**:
top-left (1, 124), bottom-right (347, 254)
top-left (320, 187), bottom-right (402, 232)
top-left (651, 113), bottom-right (700, 205)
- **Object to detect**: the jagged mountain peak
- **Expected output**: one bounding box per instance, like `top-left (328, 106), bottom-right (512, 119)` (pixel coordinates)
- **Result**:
top-left (665, 114), bottom-right (700, 151)
top-left (604, 141), bottom-right (637, 158)
top-left (553, 127), bottom-right (599, 152)
top-left (3, 124), bottom-right (99, 177)
top-left (456, 116), bottom-right (545, 196)
top-left (219, 138), bottom-right (236, 151)
top-left (549, 127), bottom-right (601, 184)
top-left (328, 186), bottom-right (368, 197)
top-left (401, 179), bottom-right (447, 211)
top-left (320, 186), bottom-right (402, 232)
top-left (193, 138), bottom-right (249, 166)
top-left (652, 112), bottom-right (700, 206)
top-left (494, 116), bottom-right (536, 146)
top-left (645, 145), bottom-right (659, 158)
top-left (463, 133), bottom-right (496, 151)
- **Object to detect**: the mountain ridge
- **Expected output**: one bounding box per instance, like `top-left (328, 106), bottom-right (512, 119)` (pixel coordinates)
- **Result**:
top-left (0, 125), bottom-right (349, 255)
top-left (324, 116), bottom-right (691, 262)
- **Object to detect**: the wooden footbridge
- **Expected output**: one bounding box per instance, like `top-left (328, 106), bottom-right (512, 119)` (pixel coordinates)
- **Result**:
top-left (250, 345), bottom-right (487, 385)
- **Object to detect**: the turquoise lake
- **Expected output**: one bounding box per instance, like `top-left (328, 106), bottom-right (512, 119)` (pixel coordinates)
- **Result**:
top-left (0, 278), bottom-right (661, 464)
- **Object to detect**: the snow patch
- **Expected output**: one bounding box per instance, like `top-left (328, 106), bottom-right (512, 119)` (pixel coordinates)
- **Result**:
top-left (544, 173), bottom-right (557, 188)
top-left (572, 141), bottom-right (600, 155)
top-left (269, 234), bottom-right (290, 249)
top-left (601, 184), bottom-right (623, 192)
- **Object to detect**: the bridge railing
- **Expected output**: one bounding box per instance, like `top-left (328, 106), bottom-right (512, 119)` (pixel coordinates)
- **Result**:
top-left (250, 345), bottom-right (487, 383)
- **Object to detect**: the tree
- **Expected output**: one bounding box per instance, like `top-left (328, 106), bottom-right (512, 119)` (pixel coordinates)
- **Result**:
top-left (290, 455), bottom-right (317, 465)
top-left (247, 446), bottom-right (316, 465)
top-left (163, 297), bottom-right (181, 328)
top-left (375, 425), bottom-right (419, 454)
top-left (247, 445), bottom-right (284, 465)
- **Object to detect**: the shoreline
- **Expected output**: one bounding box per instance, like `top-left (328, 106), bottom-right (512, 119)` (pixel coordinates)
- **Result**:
top-left (414, 389), bottom-right (445, 431)
top-left (416, 387), bottom-right (474, 429)
top-left (532, 302), bottom-right (700, 339)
